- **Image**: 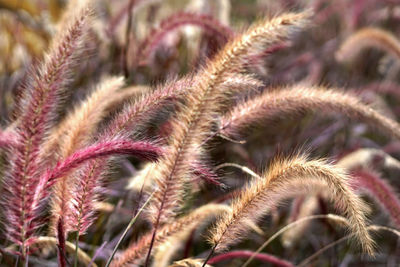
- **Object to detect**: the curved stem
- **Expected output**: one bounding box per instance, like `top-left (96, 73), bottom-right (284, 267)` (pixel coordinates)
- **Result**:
top-left (105, 191), bottom-right (155, 267)
top-left (208, 250), bottom-right (294, 267)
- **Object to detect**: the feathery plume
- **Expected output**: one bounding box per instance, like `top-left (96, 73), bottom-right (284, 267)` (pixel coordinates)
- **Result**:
top-left (136, 12), bottom-right (234, 65)
top-left (101, 76), bottom-right (193, 139)
top-left (220, 85), bottom-right (400, 140)
top-left (209, 154), bottom-right (374, 255)
top-left (336, 27), bottom-right (400, 63)
top-left (1, 5), bottom-right (93, 255)
top-left (44, 139), bottom-right (162, 189)
top-left (147, 10), bottom-right (311, 231)
top-left (42, 76), bottom-right (125, 163)
top-left (62, 77), bottom-right (192, 237)
top-left (218, 74), bottom-right (263, 93)
top-left (43, 138), bottom-right (161, 234)
top-left (280, 149), bottom-right (400, 247)
top-left (144, 11), bottom-right (311, 261)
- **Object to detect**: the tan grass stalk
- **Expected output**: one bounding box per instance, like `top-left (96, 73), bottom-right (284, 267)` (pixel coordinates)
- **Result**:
top-left (218, 74), bottom-right (263, 96)
top-left (111, 204), bottom-right (230, 267)
top-left (220, 85), bottom-right (400, 140)
top-left (336, 27), bottom-right (400, 63)
top-left (2, 4), bottom-right (93, 254)
top-left (209, 154), bottom-right (374, 255)
top-left (278, 147), bottom-right (400, 248)
top-left (147, 10), bottom-right (311, 229)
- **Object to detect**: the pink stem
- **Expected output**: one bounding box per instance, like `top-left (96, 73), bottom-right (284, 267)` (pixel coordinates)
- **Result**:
top-left (207, 250), bottom-right (294, 267)
top-left (30, 139), bottom-right (162, 222)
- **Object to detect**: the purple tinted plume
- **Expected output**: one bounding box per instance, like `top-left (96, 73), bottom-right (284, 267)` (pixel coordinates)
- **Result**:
top-left (352, 169), bottom-right (400, 228)
top-left (136, 12), bottom-right (234, 65)
top-left (1, 7), bottom-right (92, 254)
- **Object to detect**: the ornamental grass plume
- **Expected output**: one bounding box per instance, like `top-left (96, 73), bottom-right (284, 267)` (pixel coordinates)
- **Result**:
top-left (220, 85), bottom-right (400, 140)
top-left (146, 13), bottom-right (311, 258)
top-left (2, 1), bottom-right (400, 266)
top-left (209, 154), bottom-right (374, 255)
top-left (2, 5), bottom-right (93, 257)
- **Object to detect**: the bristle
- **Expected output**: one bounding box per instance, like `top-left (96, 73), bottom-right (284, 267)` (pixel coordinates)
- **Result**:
top-left (0, 129), bottom-right (18, 149)
top-left (2, 3), bottom-right (396, 266)
top-left (147, 10), bottom-right (311, 231)
top-left (43, 76), bottom-right (125, 163)
top-left (45, 139), bottom-right (162, 188)
top-left (210, 154), bottom-right (374, 255)
top-left (220, 85), bottom-right (400, 140)
top-left (40, 138), bottom-right (162, 234)
top-left (101, 76), bottom-right (194, 139)
top-left (62, 77), bottom-right (193, 236)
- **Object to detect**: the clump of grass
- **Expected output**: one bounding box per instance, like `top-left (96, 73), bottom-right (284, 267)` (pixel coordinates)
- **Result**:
top-left (1, 1), bottom-right (400, 267)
